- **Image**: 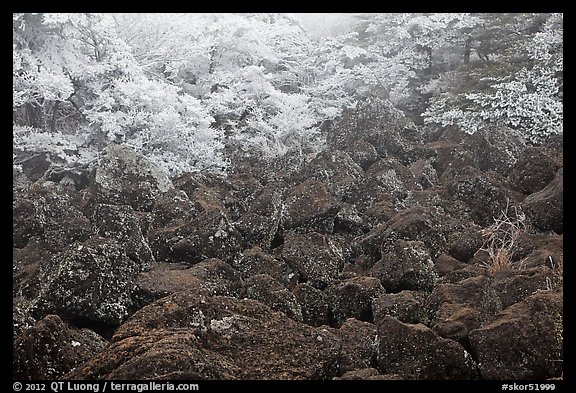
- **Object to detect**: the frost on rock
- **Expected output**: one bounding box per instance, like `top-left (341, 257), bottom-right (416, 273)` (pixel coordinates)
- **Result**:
top-left (94, 144), bottom-right (174, 212)
top-left (371, 239), bottom-right (439, 292)
top-left (31, 236), bottom-right (140, 325)
top-left (210, 316), bottom-right (235, 332)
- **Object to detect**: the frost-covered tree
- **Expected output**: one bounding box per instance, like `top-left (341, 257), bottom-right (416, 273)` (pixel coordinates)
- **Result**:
top-left (422, 13), bottom-right (563, 143)
top-left (14, 12), bottom-right (562, 179)
top-left (300, 13), bottom-right (480, 118)
top-left (114, 13), bottom-right (330, 158)
top-left (13, 12), bottom-right (226, 176)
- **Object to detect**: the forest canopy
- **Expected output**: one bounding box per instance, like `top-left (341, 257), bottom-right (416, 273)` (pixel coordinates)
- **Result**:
top-left (13, 13), bottom-right (563, 177)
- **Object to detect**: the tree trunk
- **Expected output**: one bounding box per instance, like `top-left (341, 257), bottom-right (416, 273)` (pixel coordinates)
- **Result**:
top-left (25, 102), bottom-right (43, 129)
top-left (463, 37), bottom-right (472, 65)
top-left (50, 101), bottom-right (59, 133)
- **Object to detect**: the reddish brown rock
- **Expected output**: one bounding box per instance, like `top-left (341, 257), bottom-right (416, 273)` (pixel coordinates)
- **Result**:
top-left (134, 259), bottom-right (243, 307)
top-left (336, 318), bottom-right (378, 373)
top-left (292, 283), bottom-right (331, 327)
top-left (66, 293), bottom-right (341, 380)
top-left (13, 314), bottom-right (107, 380)
top-left (434, 253), bottom-right (468, 276)
top-left (336, 368), bottom-right (402, 380)
top-left (281, 231), bottom-right (344, 289)
top-left (522, 168), bottom-right (563, 234)
top-left (326, 276), bottom-right (385, 327)
top-left (66, 330), bottom-right (240, 380)
top-left (507, 146), bottom-right (562, 195)
top-left (282, 178), bottom-right (340, 233)
top-left (134, 262), bottom-right (205, 305)
top-left (425, 275), bottom-right (504, 341)
top-left (372, 290), bottom-right (427, 325)
top-left (376, 316), bottom-right (477, 379)
top-left (233, 246), bottom-right (298, 288)
top-left (469, 291), bottom-right (563, 380)
top-left (370, 239), bottom-right (438, 292)
top-left (244, 274), bottom-right (303, 321)
top-left (490, 266), bottom-right (555, 309)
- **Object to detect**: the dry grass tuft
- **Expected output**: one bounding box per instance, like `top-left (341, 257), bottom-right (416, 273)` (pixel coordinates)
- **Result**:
top-left (479, 199), bottom-right (527, 275)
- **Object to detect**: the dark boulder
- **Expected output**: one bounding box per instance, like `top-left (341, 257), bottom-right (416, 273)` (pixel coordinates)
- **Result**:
top-left (66, 330), bottom-right (240, 380)
top-left (18, 151), bottom-right (51, 182)
top-left (173, 171), bottom-right (257, 222)
top-left (344, 139), bottom-right (379, 170)
top-left (442, 166), bottom-right (525, 227)
top-left (360, 196), bottom-right (398, 227)
top-left (335, 318), bottom-right (377, 373)
top-left (187, 258), bottom-right (244, 297)
top-left (466, 126), bottom-right (526, 175)
top-left (507, 146), bottom-right (562, 195)
top-left (233, 246), bottom-right (298, 288)
top-left (31, 236), bottom-right (140, 326)
top-left (376, 316), bottom-right (477, 379)
top-left (356, 206), bottom-right (460, 263)
top-left (281, 178), bottom-right (340, 233)
top-left (336, 368), bottom-right (401, 380)
top-left (446, 225), bottom-right (484, 263)
top-left (432, 125), bottom-right (526, 177)
top-left (469, 291), bottom-right (563, 380)
top-left (292, 149), bottom-right (365, 200)
top-left (13, 184), bottom-right (93, 251)
top-left (236, 184), bottom-right (284, 249)
top-left (431, 303), bottom-right (482, 341)
top-left (350, 157), bottom-right (418, 213)
top-left (292, 283), bottom-right (331, 327)
top-left (427, 139), bottom-right (476, 180)
top-left (514, 233), bottom-right (563, 275)
top-left (281, 231), bottom-right (344, 289)
top-left (92, 203), bottom-right (154, 268)
top-left (369, 239), bottom-right (438, 292)
top-left (522, 168), bottom-right (563, 233)
top-left (425, 276), bottom-right (502, 340)
top-left (13, 239), bottom-right (53, 300)
top-left (13, 314), bottom-right (107, 380)
top-left (148, 188), bottom-right (196, 230)
top-left (408, 158), bottom-right (438, 189)
top-left (434, 253), bottom-right (468, 277)
top-left (326, 276), bottom-right (385, 327)
top-left (43, 164), bottom-right (92, 191)
top-left (372, 290), bottom-right (427, 325)
top-left (333, 204), bottom-right (368, 236)
top-left (13, 299), bottom-right (36, 341)
top-left (134, 262), bottom-right (205, 306)
top-left (147, 186), bottom-right (243, 265)
top-left (134, 258), bottom-right (244, 308)
top-left (490, 266), bottom-right (555, 309)
top-left (66, 292), bottom-right (341, 380)
top-left (92, 144), bottom-right (173, 212)
top-left (244, 274), bottom-right (303, 321)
